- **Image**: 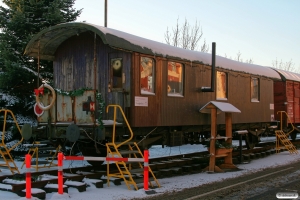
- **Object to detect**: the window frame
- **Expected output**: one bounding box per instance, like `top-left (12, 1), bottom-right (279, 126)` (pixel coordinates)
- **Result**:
top-left (110, 58), bottom-right (123, 91)
top-left (216, 71), bottom-right (228, 100)
top-left (140, 56), bottom-right (156, 95)
top-left (251, 77), bottom-right (260, 102)
top-left (167, 61), bottom-right (184, 97)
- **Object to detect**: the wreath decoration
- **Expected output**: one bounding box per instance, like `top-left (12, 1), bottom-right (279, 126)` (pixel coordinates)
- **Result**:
top-left (35, 83), bottom-right (56, 111)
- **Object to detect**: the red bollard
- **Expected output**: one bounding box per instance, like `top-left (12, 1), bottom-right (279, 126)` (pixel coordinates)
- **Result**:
top-left (25, 154), bottom-right (31, 199)
top-left (144, 149), bottom-right (149, 191)
top-left (57, 152), bottom-right (63, 194)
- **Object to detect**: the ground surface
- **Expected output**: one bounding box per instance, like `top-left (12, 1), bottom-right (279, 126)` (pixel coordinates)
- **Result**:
top-left (135, 155), bottom-right (300, 200)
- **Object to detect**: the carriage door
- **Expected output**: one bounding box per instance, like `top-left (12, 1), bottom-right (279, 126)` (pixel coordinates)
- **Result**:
top-left (108, 55), bottom-right (125, 121)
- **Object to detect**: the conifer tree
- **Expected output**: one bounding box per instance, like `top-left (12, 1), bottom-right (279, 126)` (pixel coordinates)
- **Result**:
top-left (0, 0), bottom-right (81, 116)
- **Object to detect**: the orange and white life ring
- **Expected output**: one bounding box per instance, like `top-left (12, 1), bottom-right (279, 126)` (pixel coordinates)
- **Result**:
top-left (167, 85), bottom-right (172, 93)
top-left (35, 83), bottom-right (56, 111)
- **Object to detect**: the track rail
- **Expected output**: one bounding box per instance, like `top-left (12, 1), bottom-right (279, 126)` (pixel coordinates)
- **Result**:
top-left (0, 139), bottom-right (298, 197)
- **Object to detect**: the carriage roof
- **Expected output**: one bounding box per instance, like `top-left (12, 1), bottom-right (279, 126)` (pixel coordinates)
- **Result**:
top-left (271, 68), bottom-right (300, 81)
top-left (24, 22), bottom-right (281, 79)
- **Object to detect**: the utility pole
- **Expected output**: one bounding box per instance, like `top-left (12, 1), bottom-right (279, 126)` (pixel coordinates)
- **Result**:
top-left (104, 0), bottom-right (107, 27)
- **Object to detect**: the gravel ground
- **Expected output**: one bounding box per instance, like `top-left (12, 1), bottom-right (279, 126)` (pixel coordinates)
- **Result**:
top-left (134, 160), bottom-right (300, 200)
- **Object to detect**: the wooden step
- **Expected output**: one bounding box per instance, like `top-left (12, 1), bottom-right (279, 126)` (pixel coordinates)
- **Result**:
top-left (170, 167), bottom-right (182, 174)
top-left (33, 153), bottom-right (56, 158)
top-left (133, 177), bottom-right (155, 184)
top-left (158, 168), bottom-right (173, 177)
top-left (118, 150), bottom-right (140, 155)
top-left (129, 168), bottom-right (144, 174)
top-left (115, 142), bottom-right (135, 145)
top-left (64, 180), bottom-right (86, 192)
top-left (215, 154), bottom-right (228, 158)
top-left (83, 178), bottom-right (103, 188)
top-left (44, 183), bottom-right (68, 193)
top-left (19, 188), bottom-right (46, 199)
top-left (36, 147), bottom-right (57, 151)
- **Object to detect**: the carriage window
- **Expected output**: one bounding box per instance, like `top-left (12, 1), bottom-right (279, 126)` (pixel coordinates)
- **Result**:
top-left (251, 77), bottom-right (260, 102)
top-left (140, 57), bottom-right (155, 95)
top-left (216, 71), bottom-right (227, 100)
top-left (111, 58), bottom-right (123, 89)
top-left (167, 62), bottom-right (184, 97)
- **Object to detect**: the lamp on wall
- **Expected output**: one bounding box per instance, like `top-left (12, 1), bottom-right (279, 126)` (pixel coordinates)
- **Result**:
top-left (284, 102), bottom-right (288, 105)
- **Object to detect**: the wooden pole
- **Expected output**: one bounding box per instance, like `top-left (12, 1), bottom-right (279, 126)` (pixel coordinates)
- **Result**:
top-left (209, 107), bottom-right (217, 171)
top-left (224, 113), bottom-right (232, 164)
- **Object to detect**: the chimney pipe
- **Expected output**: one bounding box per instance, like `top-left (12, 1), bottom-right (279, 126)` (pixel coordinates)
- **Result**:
top-left (104, 0), bottom-right (107, 27)
top-left (201, 42), bottom-right (216, 92)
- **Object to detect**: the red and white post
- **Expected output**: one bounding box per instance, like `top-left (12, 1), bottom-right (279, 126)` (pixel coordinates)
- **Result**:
top-left (144, 149), bottom-right (149, 191)
top-left (25, 154), bottom-right (31, 199)
top-left (57, 152), bottom-right (64, 194)
top-left (64, 150), bottom-right (151, 190)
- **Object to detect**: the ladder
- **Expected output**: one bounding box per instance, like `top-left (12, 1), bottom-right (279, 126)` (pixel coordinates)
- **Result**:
top-left (0, 109), bottom-right (24, 174)
top-left (275, 130), bottom-right (298, 154)
top-left (0, 144), bottom-right (20, 174)
top-left (21, 142), bottom-right (60, 171)
top-left (275, 111), bottom-right (298, 154)
top-left (106, 105), bottom-right (160, 190)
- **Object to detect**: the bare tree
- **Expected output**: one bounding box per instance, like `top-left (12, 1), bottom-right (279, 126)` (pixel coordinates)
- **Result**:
top-left (236, 51), bottom-right (242, 62)
top-left (225, 51), bottom-right (254, 64)
top-left (165, 18), bottom-right (209, 52)
top-left (272, 58), bottom-right (298, 72)
top-left (245, 58), bottom-right (254, 64)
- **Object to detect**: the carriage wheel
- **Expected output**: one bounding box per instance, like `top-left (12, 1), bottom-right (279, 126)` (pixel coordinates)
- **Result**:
top-left (80, 142), bottom-right (106, 167)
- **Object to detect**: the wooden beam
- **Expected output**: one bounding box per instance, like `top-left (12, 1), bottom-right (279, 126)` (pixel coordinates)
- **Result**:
top-left (209, 107), bottom-right (217, 172)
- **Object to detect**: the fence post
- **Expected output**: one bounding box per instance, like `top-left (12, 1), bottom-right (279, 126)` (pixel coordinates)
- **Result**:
top-left (144, 149), bottom-right (149, 191)
top-left (57, 152), bottom-right (63, 194)
top-left (25, 154), bottom-right (31, 199)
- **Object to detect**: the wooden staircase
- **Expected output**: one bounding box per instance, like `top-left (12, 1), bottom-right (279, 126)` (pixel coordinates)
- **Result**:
top-left (275, 111), bottom-right (298, 154)
top-left (106, 105), bottom-right (160, 190)
top-left (0, 109), bottom-right (24, 174)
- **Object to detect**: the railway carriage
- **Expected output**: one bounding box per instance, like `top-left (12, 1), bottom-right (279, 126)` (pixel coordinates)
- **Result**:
top-left (24, 22), bottom-right (284, 155)
top-left (272, 68), bottom-right (300, 139)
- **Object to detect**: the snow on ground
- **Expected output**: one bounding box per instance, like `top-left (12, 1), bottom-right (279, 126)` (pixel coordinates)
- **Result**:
top-left (1, 135), bottom-right (300, 200)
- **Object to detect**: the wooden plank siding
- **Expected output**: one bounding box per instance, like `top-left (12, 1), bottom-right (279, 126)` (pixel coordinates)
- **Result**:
top-left (217, 72), bottom-right (274, 124)
top-left (273, 80), bottom-right (300, 124)
top-left (293, 82), bottom-right (300, 123)
top-left (274, 81), bottom-right (287, 122)
top-left (51, 31), bottom-right (275, 128)
top-left (53, 31), bottom-right (132, 122)
top-left (129, 53), bottom-right (162, 127)
top-left (130, 52), bottom-right (274, 127)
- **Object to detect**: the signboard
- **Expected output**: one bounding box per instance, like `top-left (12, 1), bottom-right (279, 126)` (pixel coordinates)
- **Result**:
top-left (34, 103), bottom-right (44, 117)
top-left (135, 96), bottom-right (148, 107)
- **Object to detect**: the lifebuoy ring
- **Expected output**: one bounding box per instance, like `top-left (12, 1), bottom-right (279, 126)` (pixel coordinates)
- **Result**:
top-left (167, 85), bottom-right (171, 93)
top-left (35, 83), bottom-right (56, 111)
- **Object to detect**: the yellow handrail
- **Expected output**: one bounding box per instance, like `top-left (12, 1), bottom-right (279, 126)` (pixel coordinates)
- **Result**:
top-left (0, 109), bottom-right (24, 152)
top-left (277, 111), bottom-right (294, 136)
top-left (106, 105), bottom-right (133, 147)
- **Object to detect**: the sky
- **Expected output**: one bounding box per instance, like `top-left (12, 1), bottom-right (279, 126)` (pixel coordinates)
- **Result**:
top-left (71, 0), bottom-right (300, 68)
top-left (0, 135), bottom-right (300, 200)
top-left (0, 0), bottom-right (299, 69)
